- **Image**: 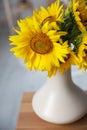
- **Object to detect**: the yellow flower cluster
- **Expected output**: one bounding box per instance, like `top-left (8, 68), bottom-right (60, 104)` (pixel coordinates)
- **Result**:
top-left (66, 0), bottom-right (87, 71)
top-left (9, 0), bottom-right (87, 77)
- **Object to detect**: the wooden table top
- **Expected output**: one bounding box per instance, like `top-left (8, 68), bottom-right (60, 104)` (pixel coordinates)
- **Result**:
top-left (16, 92), bottom-right (87, 130)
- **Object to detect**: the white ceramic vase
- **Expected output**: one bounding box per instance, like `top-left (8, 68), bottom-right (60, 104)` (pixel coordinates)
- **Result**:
top-left (32, 70), bottom-right (87, 124)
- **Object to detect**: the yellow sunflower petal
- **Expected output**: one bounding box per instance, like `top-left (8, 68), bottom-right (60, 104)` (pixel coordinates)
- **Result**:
top-left (77, 34), bottom-right (87, 70)
top-left (48, 66), bottom-right (58, 77)
top-left (59, 51), bottom-right (78, 73)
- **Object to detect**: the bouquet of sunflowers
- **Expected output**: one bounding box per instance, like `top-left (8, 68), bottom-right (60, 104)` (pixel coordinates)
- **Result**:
top-left (9, 0), bottom-right (87, 77)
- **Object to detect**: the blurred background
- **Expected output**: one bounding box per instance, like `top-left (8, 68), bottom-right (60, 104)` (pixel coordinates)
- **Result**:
top-left (0, 0), bottom-right (87, 130)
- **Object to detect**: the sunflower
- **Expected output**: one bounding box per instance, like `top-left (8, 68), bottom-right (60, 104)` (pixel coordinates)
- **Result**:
top-left (59, 51), bottom-right (78, 73)
top-left (9, 17), bottom-right (69, 76)
top-left (77, 33), bottom-right (87, 70)
top-left (76, 0), bottom-right (87, 24)
top-left (33, 0), bottom-right (63, 27)
top-left (72, 0), bottom-right (87, 32)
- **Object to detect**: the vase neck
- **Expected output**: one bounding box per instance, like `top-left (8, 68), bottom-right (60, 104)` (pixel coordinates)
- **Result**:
top-left (46, 69), bottom-right (73, 89)
top-left (57, 70), bottom-right (72, 84)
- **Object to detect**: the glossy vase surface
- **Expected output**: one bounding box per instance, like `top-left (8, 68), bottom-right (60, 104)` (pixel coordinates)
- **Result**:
top-left (32, 70), bottom-right (87, 124)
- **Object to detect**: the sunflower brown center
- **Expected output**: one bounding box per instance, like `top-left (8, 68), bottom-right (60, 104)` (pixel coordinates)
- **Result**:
top-left (84, 49), bottom-right (87, 54)
top-left (83, 49), bottom-right (87, 60)
top-left (64, 54), bottom-right (71, 61)
top-left (30, 33), bottom-right (53, 54)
